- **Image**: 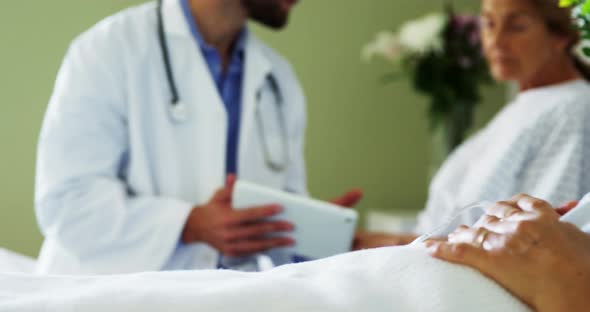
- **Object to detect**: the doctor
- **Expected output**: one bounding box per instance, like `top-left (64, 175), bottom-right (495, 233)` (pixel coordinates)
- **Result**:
top-left (35, 0), bottom-right (361, 274)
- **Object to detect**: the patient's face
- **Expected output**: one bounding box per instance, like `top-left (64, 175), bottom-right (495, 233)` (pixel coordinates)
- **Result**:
top-left (480, 0), bottom-right (567, 83)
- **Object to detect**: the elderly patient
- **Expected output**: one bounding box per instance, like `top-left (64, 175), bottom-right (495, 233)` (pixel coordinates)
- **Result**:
top-left (357, 0), bottom-right (590, 248)
top-left (2, 193), bottom-right (589, 312)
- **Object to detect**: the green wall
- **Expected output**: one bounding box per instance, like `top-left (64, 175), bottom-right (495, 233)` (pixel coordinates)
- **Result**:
top-left (0, 0), bottom-right (505, 257)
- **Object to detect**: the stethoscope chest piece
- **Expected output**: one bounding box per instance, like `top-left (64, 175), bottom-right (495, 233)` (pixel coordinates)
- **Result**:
top-left (169, 102), bottom-right (188, 123)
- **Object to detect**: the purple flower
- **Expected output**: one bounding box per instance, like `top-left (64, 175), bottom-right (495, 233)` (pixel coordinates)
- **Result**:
top-left (445, 13), bottom-right (485, 69)
top-left (450, 14), bottom-right (481, 47)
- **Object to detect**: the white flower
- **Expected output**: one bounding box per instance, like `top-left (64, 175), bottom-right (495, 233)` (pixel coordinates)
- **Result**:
top-left (397, 13), bottom-right (447, 54)
top-left (361, 31), bottom-right (402, 62)
top-left (574, 39), bottom-right (590, 66)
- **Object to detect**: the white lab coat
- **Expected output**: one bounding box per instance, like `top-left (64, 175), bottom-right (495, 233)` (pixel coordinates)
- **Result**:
top-left (35, 0), bottom-right (307, 274)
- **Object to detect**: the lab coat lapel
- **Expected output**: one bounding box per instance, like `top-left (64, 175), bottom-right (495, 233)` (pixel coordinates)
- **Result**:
top-left (239, 36), bottom-right (273, 168)
top-left (162, 0), bottom-right (227, 199)
top-left (162, 0), bottom-right (190, 37)
top-left (160, 0), bottom-right (225, 269)
top-left (161, 0), bottom-right (225, 116)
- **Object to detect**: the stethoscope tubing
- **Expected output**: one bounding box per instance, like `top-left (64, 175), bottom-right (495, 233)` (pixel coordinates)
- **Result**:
top-left (156, 0), bottom-right (289, 172)
top-left (157, 0), bottom-right (180, 106)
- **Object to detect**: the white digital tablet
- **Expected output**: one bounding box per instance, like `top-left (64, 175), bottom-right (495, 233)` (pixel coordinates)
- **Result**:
top-left (233, 180), bottom-right (358, 260)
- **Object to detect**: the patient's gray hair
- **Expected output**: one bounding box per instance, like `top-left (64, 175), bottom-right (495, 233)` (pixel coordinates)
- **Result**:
top-left (529, 0), bottom-right (590, 79)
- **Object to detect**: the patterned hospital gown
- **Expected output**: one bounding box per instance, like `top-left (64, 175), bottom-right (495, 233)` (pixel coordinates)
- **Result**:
top-left (416, 79), bottom-right (590, 234)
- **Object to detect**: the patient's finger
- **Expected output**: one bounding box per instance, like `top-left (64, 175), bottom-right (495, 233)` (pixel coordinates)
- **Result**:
top-left (474, 215), bottom-right (536, 235)
top-left (449, 226), bottom-right (536, 255)
top-left (476, 220), bottom-right (541, 243)
top-left (476, 219), bottom-right (519, 234)
top-left (426, 241), bottom-right (492, 271)
top-left (474, 214), bottom-right (501, 228)
top-left (511, 194), bottom-right (554, 214)
top-left (486, 201), bottom-right (535, 221)
top-left (448, 226), bottom-right (482, 245)
top-left (556, 201), bottom-right (578, 216)
top-left (448, 226), bottom-right (503, 251)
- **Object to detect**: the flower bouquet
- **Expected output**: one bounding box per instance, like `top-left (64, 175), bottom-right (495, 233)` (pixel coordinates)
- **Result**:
top-left (363, 7), bottom-right (491, 159)
top-left (561, 0), bottom-right (590, 57)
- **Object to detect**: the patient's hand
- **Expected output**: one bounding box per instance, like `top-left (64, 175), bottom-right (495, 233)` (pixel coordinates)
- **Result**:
top-left (556, 200), bottom-right (578, 216)
top-left (352, 230), bottom-right (417, 250)
top-left (426, 194), bottom-right (590, 312)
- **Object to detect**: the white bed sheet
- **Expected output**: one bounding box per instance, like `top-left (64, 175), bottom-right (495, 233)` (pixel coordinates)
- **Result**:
top-left (0, 248), bottom-right (35, 274)
top-left (0, 246), bottom-right (530, 312)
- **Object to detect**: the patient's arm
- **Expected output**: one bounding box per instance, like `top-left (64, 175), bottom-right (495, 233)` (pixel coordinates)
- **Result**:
top-left (428, 194), bottom-right (590, 312)
top-left (353, 230), bottom-right (418, 249)
top-left (352, 231), bottom-right (450, 250)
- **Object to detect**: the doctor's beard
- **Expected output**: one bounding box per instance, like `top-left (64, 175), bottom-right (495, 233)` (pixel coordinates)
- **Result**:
top-left (241, 0), bottom-right (298, 29)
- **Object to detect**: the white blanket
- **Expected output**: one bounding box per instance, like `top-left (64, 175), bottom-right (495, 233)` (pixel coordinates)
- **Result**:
top-left (0, 247), bottom-right (529, 312)
top-left (0, 248), bottom-right (35, 274)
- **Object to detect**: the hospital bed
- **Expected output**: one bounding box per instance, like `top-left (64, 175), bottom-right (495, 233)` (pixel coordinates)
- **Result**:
top-left (8, 195), bottom-right (588, 311)
top-left (8, 195), bottom-right (585, 311)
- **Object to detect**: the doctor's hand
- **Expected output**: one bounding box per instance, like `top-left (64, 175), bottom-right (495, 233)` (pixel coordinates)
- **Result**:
top-left (330, 189), bottom-right (364, 208)
top-left (181, 175), bottom-right (294, 257)
top-left (329, 189), bottom-right (417, 250)
top-left (426, 194), bottom-right (590, 312)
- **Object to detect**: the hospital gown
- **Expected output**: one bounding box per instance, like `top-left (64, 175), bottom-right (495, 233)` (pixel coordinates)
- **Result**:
top-left (416, 79), bottom-right (590, 234)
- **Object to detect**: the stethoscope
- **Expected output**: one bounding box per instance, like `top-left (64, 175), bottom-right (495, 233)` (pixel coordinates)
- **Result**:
top-left (156, 0), bottom-right (289, 172)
